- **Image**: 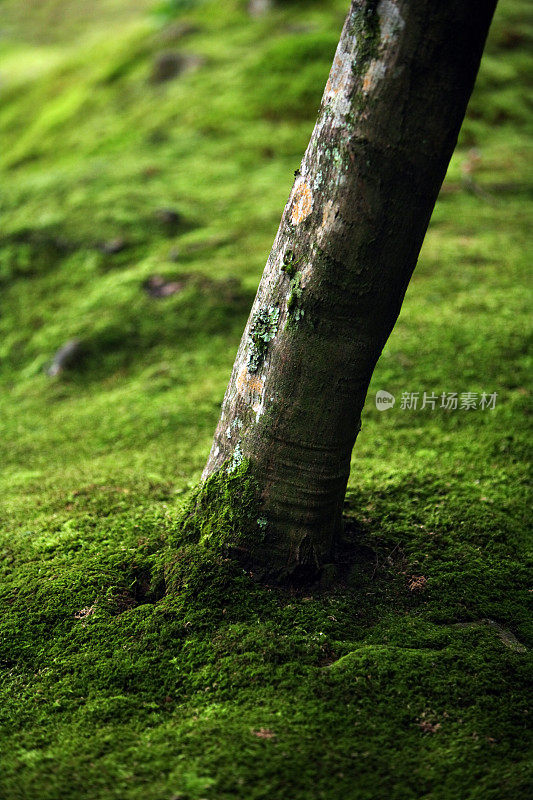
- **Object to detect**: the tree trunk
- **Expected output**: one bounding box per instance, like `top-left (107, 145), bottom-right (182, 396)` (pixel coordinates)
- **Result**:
top-left (200, 0), bottom-right (497, 579)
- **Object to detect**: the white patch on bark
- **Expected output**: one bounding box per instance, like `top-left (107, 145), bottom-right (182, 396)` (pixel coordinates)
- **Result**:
top-left (313, 171), bottom-right (324, 190)
top-left (253, 394), bottom-right (266, 422)
top-left (361, 2), bottom-right (405, 95)
top-left (227, 442), bottom-right (243, 473)
top-left (362, 59), bottom-right (387, 94)
top-left (378, 0), bottom-right (405, 44)
top-left (323, 45), bottom-right (353, 124)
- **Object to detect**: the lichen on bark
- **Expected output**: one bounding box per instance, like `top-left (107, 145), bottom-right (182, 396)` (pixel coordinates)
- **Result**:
top-left (285, 272), bottom-right (305, 329)
top-left (247, 305), bottom-right (280, 373)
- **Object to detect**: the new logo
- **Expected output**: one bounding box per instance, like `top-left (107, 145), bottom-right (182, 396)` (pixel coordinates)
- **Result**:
top-left (375, 390), bottom-right (395, 411)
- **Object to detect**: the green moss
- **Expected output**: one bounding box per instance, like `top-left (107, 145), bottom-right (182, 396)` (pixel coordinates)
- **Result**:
top-left (245, 32), bottom-right (340, 121)
top-left (285, 271), bottom-right (306, 329)
top-left (247, 305), bottom-right (280, 373)
top-left (175, 456), bottom-right (264, 555)
top-left (0, 0), bottom-right (531, 796)
top-left (280, 248), bottom-right (303, 279)
top-left (282, 250), bottom-right (307, 328)
top-left (350, 0), bottom-right (381, 76)
top-left (286, 275), bottom-right (301, 311)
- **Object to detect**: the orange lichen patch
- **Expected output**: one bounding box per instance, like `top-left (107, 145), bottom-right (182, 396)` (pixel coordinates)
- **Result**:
top-left (291, 180), bottom-right (313, 225)
top-left (237, 365), bottom-right (264, 396)
top-left (237, 365), bottom-right (264, 411)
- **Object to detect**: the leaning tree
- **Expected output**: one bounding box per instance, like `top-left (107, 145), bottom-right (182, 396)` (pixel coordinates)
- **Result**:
top-left (187, 0), bottom-right (497, 580)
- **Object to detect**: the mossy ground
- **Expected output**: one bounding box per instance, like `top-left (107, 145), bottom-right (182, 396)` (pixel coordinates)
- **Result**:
top-left (0, 1), bottom-right (531, 797)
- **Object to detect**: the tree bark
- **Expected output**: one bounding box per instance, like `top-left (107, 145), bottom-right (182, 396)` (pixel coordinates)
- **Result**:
top-left (201, 0), bottom-right (497, 579)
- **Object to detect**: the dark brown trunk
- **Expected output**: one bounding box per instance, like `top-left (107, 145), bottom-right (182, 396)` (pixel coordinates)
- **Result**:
top-left (202, 0), bottom-right (497, 578)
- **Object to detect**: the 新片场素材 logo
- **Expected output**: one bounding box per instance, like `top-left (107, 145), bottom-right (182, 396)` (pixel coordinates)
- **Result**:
top-left (375, 390), bottom-right (395, 410)
top-left (373, 389), bottom-right (497, 412)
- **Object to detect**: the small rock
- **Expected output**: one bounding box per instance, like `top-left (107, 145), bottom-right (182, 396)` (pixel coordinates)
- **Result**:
top-left (99, 237), bottom-right (126, 255)
top-left (154, 207), bottom-right (182, 228)
top-left (150, 52), bottom-right (184, 83)
top-left (248, 0), bottom-right (272, 16)
top-left (47, 339), bottom-right (82, 376)
top-left (149, 51), bottom-right (204, 84)
top-left (143, 274), bottom-right (187, 298)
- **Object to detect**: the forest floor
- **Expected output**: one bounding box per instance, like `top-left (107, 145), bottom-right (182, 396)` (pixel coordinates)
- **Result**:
top-left (0, 1), bottom-right (531, 798)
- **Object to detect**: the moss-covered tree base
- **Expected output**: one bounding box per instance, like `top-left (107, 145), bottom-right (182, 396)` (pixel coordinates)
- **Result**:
top-left (176, 459), bottom-right (325, 583)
